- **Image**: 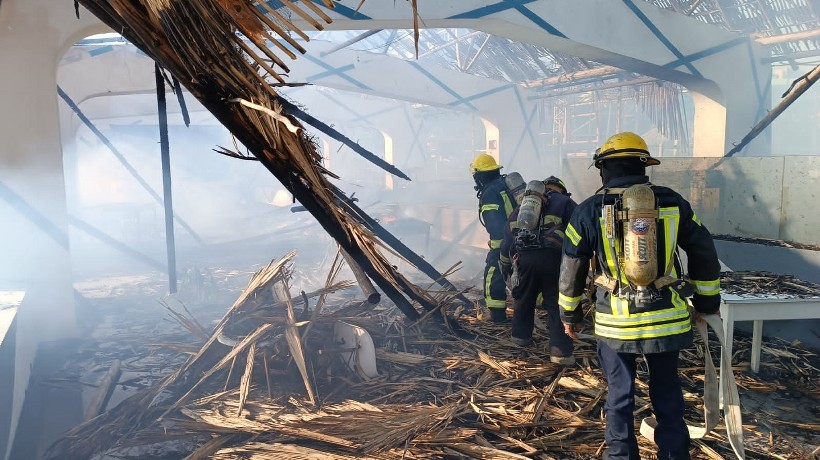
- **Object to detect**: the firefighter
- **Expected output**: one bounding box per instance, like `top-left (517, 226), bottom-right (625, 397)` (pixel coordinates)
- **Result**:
top-left (471, 153), bottom-right (516, 322)
top-left (500, 177), bottom-right (577, 365)
top-left (544, 175), bottom-right (571, 197)
top-left (558, 132), bottom-right (721, 460)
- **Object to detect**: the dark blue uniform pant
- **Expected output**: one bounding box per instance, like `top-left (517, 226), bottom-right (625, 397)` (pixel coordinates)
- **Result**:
top-left (597, 341), bottom-right (690, 460)
top-left (484, 249), bottom-right (507, 311)
top-left (511, 248), bottom-right (572, 357)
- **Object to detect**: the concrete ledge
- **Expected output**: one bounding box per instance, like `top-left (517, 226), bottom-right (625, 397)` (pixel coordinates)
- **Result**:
top-left (0, 316), bottom-right (16, 457)
top-left (0, 290), bottom-right (24, 458)
top-left (0, 291), bottom-right (24, 348)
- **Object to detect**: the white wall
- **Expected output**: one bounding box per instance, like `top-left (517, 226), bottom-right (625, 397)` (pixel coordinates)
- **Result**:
top-left (563, 156), bottom-right (820, 246)
top-left (0, 1), bottom-right (105, 456)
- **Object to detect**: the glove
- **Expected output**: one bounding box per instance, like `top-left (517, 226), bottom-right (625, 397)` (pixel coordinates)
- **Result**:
top-left (563, 322), bottom-right (582, 340)
top-left (499, 260), bottom-right (512, 282)
top-left (510, 264), bottom-right (520, 290)
top-left (691, 293), bottom-right (720, 315)
top-left (560, 299), bottom-right (585, 325)
top-left (508, 253), bottom-right (521, 289)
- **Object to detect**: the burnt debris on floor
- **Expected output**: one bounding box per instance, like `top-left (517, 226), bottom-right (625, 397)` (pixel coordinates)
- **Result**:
top-left (43, 261), bottom-right (820, 460)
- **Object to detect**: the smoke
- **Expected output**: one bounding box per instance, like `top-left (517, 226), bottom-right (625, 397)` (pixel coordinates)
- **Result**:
top-left (54, 44), bottom-right (568, 301)
top-left (770, 65), bottom-right (820, 156)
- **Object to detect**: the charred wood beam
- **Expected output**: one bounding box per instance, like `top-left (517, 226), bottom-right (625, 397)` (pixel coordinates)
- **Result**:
top-left (725, 64), bottom-right (820, 157)
top-left (172, 76), bottom-right (191, 127)
top-left (193, 87), bottom-right (423, 321)
top-left (276, 97), bottom-right (411, 181)
top-left (291, 197), bottom-right (470, 308)
top-left (156, 65), bottom-right (178, 294)
top-left (84, 360), bottom-right (121, 422)
top-left (57, 86), bottom-right (204, 246)
top-left (340, 248), bottom-right (381, 305)
top-left (334, 192), bottom-right (472, 309)
top-left (74, 0), bottom-right (465, 327)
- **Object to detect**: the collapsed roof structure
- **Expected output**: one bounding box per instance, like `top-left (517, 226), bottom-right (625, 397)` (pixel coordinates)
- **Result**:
top-left (0, 0), bottom-right (819, 459)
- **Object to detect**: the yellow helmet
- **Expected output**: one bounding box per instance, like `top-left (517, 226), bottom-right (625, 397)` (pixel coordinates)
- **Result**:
top-left (470, 153), bottom-right (502, 174)
top-left (592, 132), bottom-right (660, 168)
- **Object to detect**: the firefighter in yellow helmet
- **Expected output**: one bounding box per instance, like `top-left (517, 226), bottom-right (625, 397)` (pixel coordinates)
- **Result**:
top-left (558, 132), bottom-right (721, 460)
top-left (470, 153), bottom-right (517, 322)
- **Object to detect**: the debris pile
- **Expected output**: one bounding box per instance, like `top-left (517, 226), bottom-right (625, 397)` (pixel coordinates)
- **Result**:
top-left (75, 0), bottom-right (456, 326)
top-left (56, 1), bottom-right (820, 458)
top-left (714, 235), bottom-right (820, 252)
top-left (721, 271), bottom-right (820, 298)
top-left (47, 259), bottom-right (820, 459)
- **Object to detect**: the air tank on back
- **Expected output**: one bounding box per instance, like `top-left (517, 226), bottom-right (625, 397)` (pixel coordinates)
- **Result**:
top-left (504, 172), bottom-right (526, 205)
top-left (517, 180), bottom-right (546, 231)
top-left (621, 184), bottom-right (658, 300)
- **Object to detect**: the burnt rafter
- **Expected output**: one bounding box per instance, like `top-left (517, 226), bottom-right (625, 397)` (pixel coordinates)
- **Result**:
top-left (75, 0), bottom-right (464, 323)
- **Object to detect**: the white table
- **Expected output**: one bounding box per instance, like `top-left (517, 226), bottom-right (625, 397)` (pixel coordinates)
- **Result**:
top-left (720, 294), bottom-right (820, 373)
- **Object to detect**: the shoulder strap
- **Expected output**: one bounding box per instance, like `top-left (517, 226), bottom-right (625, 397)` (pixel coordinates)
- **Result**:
top-left (596, 182), bottom-right (654, 195)
top-left (597, 187), bottom-right (628, 195)
top-left (541, 189), bottom-right (552, 209)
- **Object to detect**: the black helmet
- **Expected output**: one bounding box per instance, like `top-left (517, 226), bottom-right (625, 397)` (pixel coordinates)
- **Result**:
top-left (544, 176), bottom-right (569, 196)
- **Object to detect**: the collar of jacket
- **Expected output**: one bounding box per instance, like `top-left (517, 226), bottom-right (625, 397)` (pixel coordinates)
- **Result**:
top-left (477, 174), bottom-right (504, 196)
top-left (602, 175), bottom-right (650, 189)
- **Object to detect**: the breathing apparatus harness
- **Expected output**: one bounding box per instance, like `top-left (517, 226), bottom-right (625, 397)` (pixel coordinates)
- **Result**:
top-left (476, 171), bottom-right (525, 230)
top-left (512, 180), bottom-right (551, 251)
top-left (594, 183), bottom-right (694, 305)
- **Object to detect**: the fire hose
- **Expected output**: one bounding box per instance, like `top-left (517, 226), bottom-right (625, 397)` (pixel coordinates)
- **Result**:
top-left (640, 312), bottom-right (745, 459)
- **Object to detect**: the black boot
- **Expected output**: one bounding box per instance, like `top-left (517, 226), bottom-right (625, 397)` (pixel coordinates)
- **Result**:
top-left (490, 308), bottom-right (508, 323)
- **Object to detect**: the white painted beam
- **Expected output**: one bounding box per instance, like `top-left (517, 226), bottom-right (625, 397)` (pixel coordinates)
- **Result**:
top-left (296, 0), bottom-right (772, 155)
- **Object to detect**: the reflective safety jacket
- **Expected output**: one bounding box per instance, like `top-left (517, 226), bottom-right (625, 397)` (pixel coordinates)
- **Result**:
top-left (558, 175), bottom-right (721, 354)
top-left (478, 176), bottom-right (515, 251)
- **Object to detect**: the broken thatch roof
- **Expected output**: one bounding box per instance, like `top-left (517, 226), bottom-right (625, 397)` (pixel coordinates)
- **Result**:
top-left (75, 0), bottom-right (453, 324)
top-left (47, 260), bottom-right (820, 459)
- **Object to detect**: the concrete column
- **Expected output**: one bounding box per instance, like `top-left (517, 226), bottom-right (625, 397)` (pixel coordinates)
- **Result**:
top-left (0, 1), bottom-right (104, 456)
top-left (692, 91), bottom-right (727, 157)
top-left (480, 118), bottom-right (500, 160)
top-left (381, 130), bottom-right (394, 191)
